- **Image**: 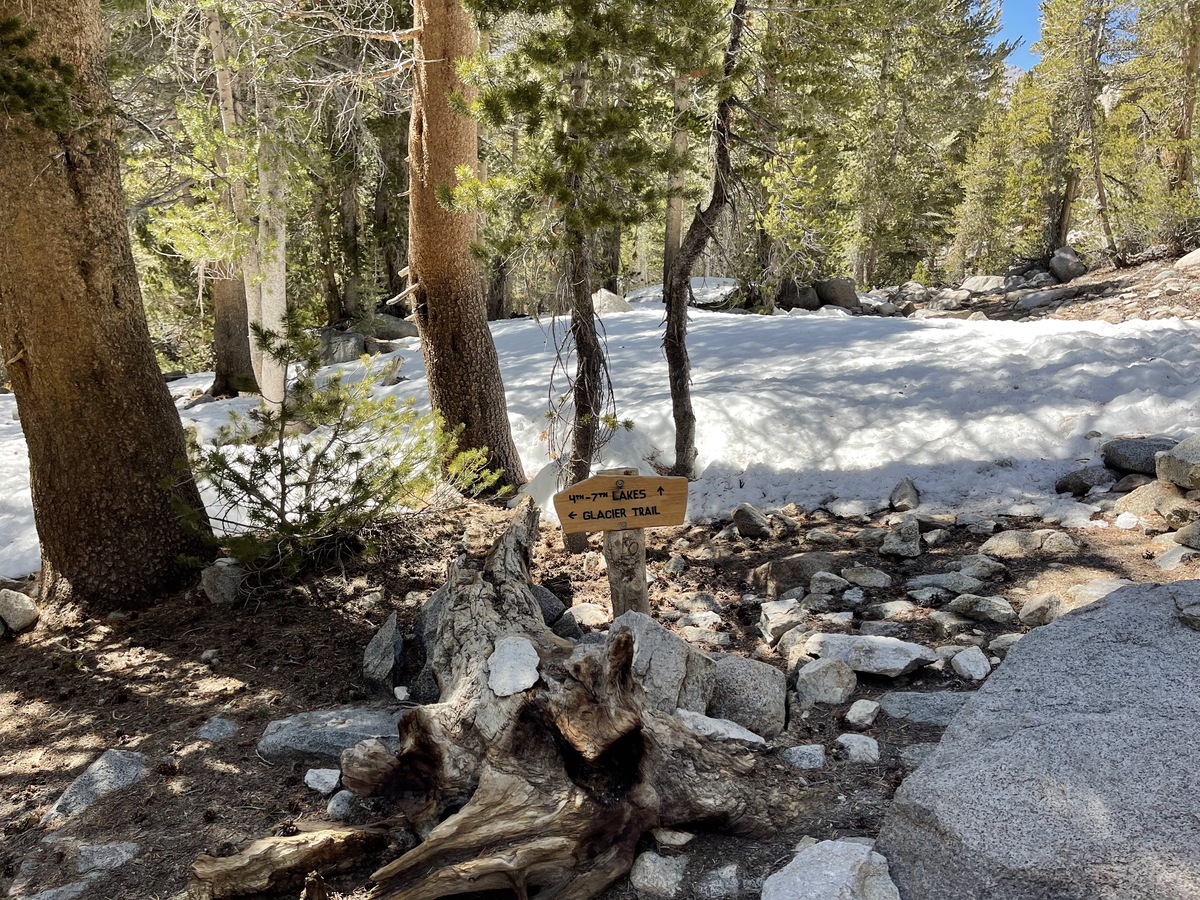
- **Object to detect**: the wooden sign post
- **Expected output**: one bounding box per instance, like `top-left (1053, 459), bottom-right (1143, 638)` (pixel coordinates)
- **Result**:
top-left (552, 467), bottom-right (689, 617)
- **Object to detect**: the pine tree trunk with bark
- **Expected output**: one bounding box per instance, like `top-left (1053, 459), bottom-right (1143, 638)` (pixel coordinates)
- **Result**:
top-left (209, 271), bottom-right (256, 397)
top-left (663, 0), bottom-right (748, 479)
top-left (0, 0), bottom-right (211, 610)
top-left (409, 0), bottom-right (525, 488)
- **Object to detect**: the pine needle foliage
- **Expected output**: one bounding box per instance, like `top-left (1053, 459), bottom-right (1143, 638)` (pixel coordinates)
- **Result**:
top-left (0, 17), bottom-right (76, 132)
top-left (188, 311), bottom-right (498, 575)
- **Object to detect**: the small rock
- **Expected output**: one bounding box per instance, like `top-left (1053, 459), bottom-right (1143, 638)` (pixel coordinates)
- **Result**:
top-left (810, 572), bottom-right (851, 595)
top-left (890, 477), bottom-right (920, 511)
top-left (760, 598), bottom-right (808, 644)
top-left (258, 707), bottom-right (403, 765)
top-left (1112, 473), bottom-right (1155, 493)
top-left (487, 636), bottom-right (541, 697)
top-left (304, 768), bottom-right (341, 795)
top-left (781, 744), bottom-right (826, 769)
top-left (853, 528), bottom-right (888, 548)
top-left (1018, 593), bottom-right (1065, 625)
top-left (805, 633), bottom-right (937, 677)
top-left (922, 528), bottom-right (950, 547)
top-left (906, 572), bottom-right (985, 595)
top-left (1054, 465), bottom-right (1119, 497)
top-left (1175, 521), bottom-right (1200, 550)
top-left (948, 594), bottom-right (1017, 625)
top-left (988, 633), bottom-right (1023, 654)
top-left (200, 558), bottom-right (244, 604)
top-left (709, 655), bottom-right (787, 739)
top-left (630, 851), bottom-right (690, 898)
top-left (732, 502), bottom-right (772, 539)
top-left (845, 699), bottom-right (880, 728)
top-left (531, 585), bottom-right (567, 624)
top-left (842, 566), bottom-right (892, 589)
top-left (662, 555), bottom-right (689, 577)
top-left (951, 645), bottom-right (991, 680)
top-left (842, 587), bottom-right (865, 606)
top-left (955, 554), bottom-right (1007, 580)
top-left (200, 648), bottom-right (219, 664)
top-left (676, 709), bottom-right (765, 744)
top-left (795, 658), bottom-right (857, 705)
top-left (696, 863), bottom-right (741, 899)
top-left (651, 828), bottom-right (695, 848)
top-left (929, 610), bottom-right (973, 638)
top-left (196, 716), bottom-right (238, 742)
top-left (862, 600), bottom-right (918, 621)
top-left (0, 588), bottom-right (38, 632)
top-left (978, 531), bottom-right (1045, 559)
top-left (675, 592), bottom-right (721, 613)
top-left (1065, 577), bottom-right (1134, 611)
top-left (363, 612), bottom-right (403, 698)
top-left (835, 733), bottom-right (881, 764)
top-left (881, 514), bottom-right (921, 557)
top-left (325, 789), bottom-right (367, 822)
top-left (1156, 544), bottom-right (1200, 571)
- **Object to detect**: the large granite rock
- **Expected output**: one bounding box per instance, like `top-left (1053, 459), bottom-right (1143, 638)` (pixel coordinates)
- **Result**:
top-left (708, 655), bottom-right (787, 738)
top-left (1157, 435), bottom-right (1200, 490)
top-left (42, 749), bottom-right (151, 826)
top-left (814, 277), bottom-right (861, 309)
top-left (878, 581), bottom-right (1200, 900)
top-left (804, 633), bottom-right (937, 677)
top-left (1048, 246), bottom-right (1087, 283)
top-left (258, 707), bottom-right (403, 765)
top-left (611, 611), bottom-right (714, 713)
top-left (1101, 436), bottom-right (1178, 475)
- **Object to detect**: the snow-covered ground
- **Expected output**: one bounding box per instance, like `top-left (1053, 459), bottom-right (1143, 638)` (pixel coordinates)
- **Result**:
top-left (3, 306), bottom-right (1200, 579)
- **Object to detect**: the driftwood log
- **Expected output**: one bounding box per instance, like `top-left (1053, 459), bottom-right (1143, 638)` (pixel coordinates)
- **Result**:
top-left (340, 497), bottom-right (806, 899)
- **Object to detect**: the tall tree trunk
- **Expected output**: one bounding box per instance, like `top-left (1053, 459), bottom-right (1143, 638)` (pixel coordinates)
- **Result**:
top-left (409, 0), bottom-right (525, 488)
top-left (0, 0), bottom-right (211, 610)
top-left (486, 256), bottom-right (509, 320)
top-left (663, 73), bottom-right (690, 288)
top-left (336, 116), bottom-right (363, 319)
top-left (1169, 0), bottom-right (1200, 191)
top-left (209, 271), bottom-right (256, 397)
top-left (249, 87), bottom-right (288, 407)
top-left (600, 226), bottom-right (622, 295)
top-left (316, 183), bottom-right (344, 325)
top-left (205, 8), bottom-right (286, 408)
top-left (663, 0), bottom-right (748, 479)
top-left (374, 102), bottom-right (410, 303)
top-left (563, 61), bottom-right (604, 554)
top-left (1051, 168), bottom-right (1079, 250)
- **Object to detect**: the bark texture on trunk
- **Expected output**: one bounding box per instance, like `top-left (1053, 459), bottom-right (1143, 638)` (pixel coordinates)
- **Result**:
top-left (409, 0), bottom-right (524, 488)
top-left (1170, 0), bottom-right (1200, 192)
top-left (209, 272), bottom-right (256, 397)
top-left (663, 0), bottom-right (748, 479)
top-left (0, 0), bottom-right (211, 609)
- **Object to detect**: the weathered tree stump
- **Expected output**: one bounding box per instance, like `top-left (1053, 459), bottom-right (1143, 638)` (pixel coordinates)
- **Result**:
top-left (344, 497), bottom-right (806, 899)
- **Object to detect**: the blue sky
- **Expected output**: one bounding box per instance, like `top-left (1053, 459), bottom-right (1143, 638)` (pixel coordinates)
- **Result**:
top-left (997, 0), bottom-right (1042, 70)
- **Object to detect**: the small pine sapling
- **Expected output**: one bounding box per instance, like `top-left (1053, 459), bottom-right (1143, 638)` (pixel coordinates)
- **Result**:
top-left (189, 311), bottom-right (498, 576)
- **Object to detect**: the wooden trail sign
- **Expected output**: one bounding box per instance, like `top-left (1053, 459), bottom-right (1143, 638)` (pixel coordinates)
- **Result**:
top-left (553, 468), bottom-right (689, 619)
top-left (552, 473), bottom-right (688, 535)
